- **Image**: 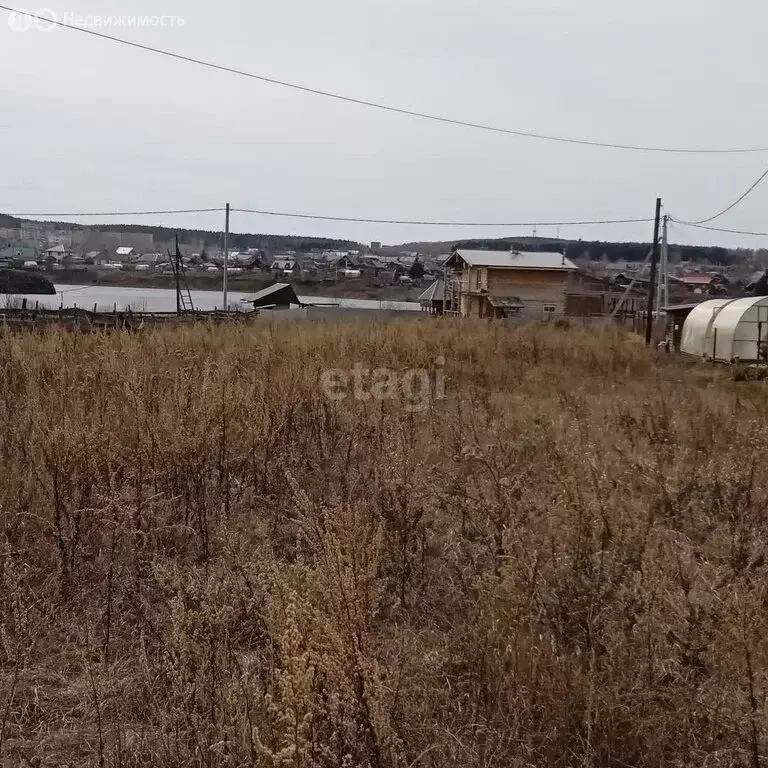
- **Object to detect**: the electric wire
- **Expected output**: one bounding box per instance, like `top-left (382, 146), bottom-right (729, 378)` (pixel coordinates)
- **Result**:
top-left (9, 206), bottom-right (653, 228)
top-left (672, 165), bottom-right (768, 226)
top-left (2, 5), bottom-right (767, 155)
top-left (669, 219), bottom-right (768, 237)
top-left (5, 208), bottom-right (223, 217)
top-left (231, 208), bottom-right (654, 227)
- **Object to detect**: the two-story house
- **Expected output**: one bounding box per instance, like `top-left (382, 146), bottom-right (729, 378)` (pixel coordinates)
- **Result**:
top-left (443, 249), bottom-right (577, 319)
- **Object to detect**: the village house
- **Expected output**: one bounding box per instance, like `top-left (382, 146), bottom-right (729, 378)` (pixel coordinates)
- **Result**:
top-left (442, 249), bottom-right (577, 319)
top-left (270, 257), bottom-right (297, 274)
top-left (0, 245), bottom-right (38, 266)
top-left (566, 270), bottom-right (647, 317)
top-left (115, 246), bottom-right (136, 261)
top-left (133, 253), bottom-right (165, 270)
top-left (44, 244), bottom-right (69, 263)
top-left (331, 254), bottom-right (361, 271)
top-left (84, 250), bottom-right (106, 265)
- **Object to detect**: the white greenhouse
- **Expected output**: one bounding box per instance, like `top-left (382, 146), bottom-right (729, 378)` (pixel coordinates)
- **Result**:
top-left (680, 296), bottom-right (768, 362)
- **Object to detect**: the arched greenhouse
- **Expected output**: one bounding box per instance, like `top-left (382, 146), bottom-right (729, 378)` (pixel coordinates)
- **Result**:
top-left (680, 296), bottom-right (768, 362)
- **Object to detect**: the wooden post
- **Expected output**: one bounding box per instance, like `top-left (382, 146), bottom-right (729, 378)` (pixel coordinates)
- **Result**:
top-left (175, 235), bottom-right (182, 317)
top-left (645, 198), bottom-right (662, 345)
top-left (223, 203), bottom-right (230, 312)
top-left (712, 328), bottom-right (718, 363)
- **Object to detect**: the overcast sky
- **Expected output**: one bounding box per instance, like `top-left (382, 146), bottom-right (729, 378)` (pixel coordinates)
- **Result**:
top-left (1, 0), bottom-right (767, 248)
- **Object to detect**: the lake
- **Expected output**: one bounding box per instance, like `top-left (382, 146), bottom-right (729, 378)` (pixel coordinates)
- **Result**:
top-left (4, 285), bottom-right (421, 313)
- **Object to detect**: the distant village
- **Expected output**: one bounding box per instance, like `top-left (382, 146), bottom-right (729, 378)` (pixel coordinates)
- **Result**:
top-left (0, 224), bottom-right (440, 286)
top-left (3, 220), bottom-right (768, 323)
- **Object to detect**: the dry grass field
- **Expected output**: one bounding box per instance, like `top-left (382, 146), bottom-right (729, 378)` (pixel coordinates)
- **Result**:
top-left (0, 319), bottom-right (767, 767)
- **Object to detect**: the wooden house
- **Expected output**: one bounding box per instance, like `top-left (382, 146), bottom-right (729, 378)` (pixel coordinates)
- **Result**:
top-left (442, 249), bottom-right (577, 319)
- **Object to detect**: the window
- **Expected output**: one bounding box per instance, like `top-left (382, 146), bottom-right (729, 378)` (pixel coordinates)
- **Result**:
top-left (475, 270), bottom-right (481, 290)
top-left (543, 305), bottom-right (556, 313)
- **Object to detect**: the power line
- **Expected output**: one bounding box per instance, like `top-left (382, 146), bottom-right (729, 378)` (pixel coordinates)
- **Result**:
top-left (673, 165), bottom-right (768, 225)
top-left (6, 208), bottom-right (223, 218)
top-left (6, 204), bottom-right (652, 228)
top-left (670, 219), bottom-right (768, 237)
top-left (232, 207), bottom-right (653, 227)
top-left (2, 6), bottom-right (768, 156)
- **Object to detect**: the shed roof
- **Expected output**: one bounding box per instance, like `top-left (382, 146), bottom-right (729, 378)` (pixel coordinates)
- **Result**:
top-left (665, 302), bottom-right (703, 313)
top-left (418, 279), bottom-right (445, 304)
top-left (245, 282), bottom-right (300, 308)
top-left (136, 253), bottom-right (163, 264)
top-left (448, 249), bottom-right (576, 270)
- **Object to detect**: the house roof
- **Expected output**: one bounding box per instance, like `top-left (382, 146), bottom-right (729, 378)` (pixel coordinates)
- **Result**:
top-left (0, 245), bottom-right (37, 259)
top-left (45, 244), bottom-right (66, 253)
top-left (362, 256), bottom-right (388, 269)
top-left (115, 246), bottom-right (135, 256)
top-left (334, 254), bottom-right (360, 266)
top-left (665, 302), bottom-right (704, 313)
top-left (245, 282), bottom-right (300, 308)
top-left (487, 296), bottom-right (525, 309)
top-left (679, 275), bottom-right (713, 285)
top-left (449, 249), bottom-right (577, 270)
top-left (418, 279), bottom-right (445, 304)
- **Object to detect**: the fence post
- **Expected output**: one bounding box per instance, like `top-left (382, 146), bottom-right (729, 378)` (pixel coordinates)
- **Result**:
top-left (712, 328), bottom-right (718, 364)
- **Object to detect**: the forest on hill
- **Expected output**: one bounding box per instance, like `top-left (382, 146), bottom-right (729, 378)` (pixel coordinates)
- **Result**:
top-left (0, 214), bottom-right (357, 253)
top-left (0, 212), bottom-right (740, 263)
top-left (452, 237), bottom-right (731, 265)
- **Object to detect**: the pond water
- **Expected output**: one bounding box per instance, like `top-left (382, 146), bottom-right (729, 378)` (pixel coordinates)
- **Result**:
top-left (4, 285), bottom-right (421, 313)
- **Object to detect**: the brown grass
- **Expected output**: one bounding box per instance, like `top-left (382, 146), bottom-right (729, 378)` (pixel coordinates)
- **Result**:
top-left (0, 319), bottom-right (767, 767)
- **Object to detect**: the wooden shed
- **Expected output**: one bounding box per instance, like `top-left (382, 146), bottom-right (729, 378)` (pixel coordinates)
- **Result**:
top-left (246, 283), bottom-right (301, 310)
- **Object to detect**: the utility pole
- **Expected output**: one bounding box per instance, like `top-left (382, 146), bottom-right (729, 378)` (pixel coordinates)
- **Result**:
top-left (655, 215), bottom-right (667, 318)
top-left (223, 202), bottom-right (230, 312)
top-left (174, 234), bottom-right (181, 316)
top-left (645, 198), bottom-right (662, 345)
top-left (662, 215), bottom-right (670, 316)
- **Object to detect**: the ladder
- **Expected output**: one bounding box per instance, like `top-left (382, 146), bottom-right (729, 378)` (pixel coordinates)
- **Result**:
top-left (168, 236), bottom-right (195, 314)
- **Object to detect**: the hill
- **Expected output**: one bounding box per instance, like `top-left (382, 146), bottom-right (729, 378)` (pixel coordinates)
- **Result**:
top-left (1, 214), bottom-right (358, 253)
top-left (389, 235), bottom-right (732, 265)
top-left (1, 213), bottom-right (737, 264)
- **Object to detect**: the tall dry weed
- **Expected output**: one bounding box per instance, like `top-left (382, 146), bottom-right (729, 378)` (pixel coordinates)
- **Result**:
top-left (0, 319), bottom-right (766, 766)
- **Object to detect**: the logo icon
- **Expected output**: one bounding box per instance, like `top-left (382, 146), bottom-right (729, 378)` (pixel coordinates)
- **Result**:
top-left (7, 7), bottom-right (57, 32)
top-left (7, 9), bottom-right (33, 31)
top-left (35, 8), bottom-right (57, 32)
